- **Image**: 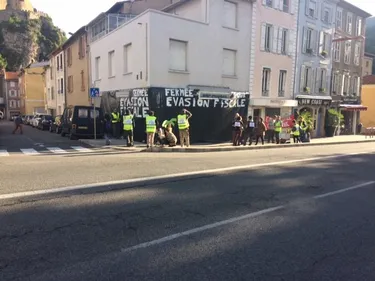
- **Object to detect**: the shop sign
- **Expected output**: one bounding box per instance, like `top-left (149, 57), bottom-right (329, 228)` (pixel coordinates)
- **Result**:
top-left (341, 96), bottom-right (359, 104)
top-left (297, 98), bottom-right (331, 106)
top-left (165, 88), bottom-right (247, 108)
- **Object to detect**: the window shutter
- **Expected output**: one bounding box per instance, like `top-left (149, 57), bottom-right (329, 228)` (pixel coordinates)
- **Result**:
top-left (321, 3), bottom-right (325, 21)
top-left (310, 68), bottom-right (316, 92)
top-left (277, 27), bottom-right (282, 54)
top-left (300, 65), bottom-right (306, 91)
top-left (318, 31), bottom-right (324, 54)
top-left (273, 0), bottom-right (279, 10)
top-left (314, 1), bottom-right (318, 19)
top-left (326, 34), bottom-right (331, 56)
top-left (356, 76), bottom-right (361, 95)
top-left (288, 30), bottom-right (294, 56)
top-left (305, 0), bottom-right (309, 16)
top-left (279, 0), bottom-right (284, 11)
top-left (340, 74), bottom-right (345, 95)
top-left (302, 27), bottom-right (307, 53)
top-left (260, 23), bottom-right (266, 51)
top-left (290, 0), bottom-right (295, 14)
top-left (272, 26), bottom-right (278, 53)
top-left (323, 69), bottom-right (327, 91)
top-left (312, 30), bottom-right (318, 54)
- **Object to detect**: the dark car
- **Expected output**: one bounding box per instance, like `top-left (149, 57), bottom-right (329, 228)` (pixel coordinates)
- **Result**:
top-left (37, 115), bottom-right (54, 130)
top-left (49, 115), bottom-right (62, 134)
top-left (60, 106), bottom-right (104, 140)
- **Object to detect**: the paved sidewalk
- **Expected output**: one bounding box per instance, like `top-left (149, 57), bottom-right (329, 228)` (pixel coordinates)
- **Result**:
top-left (79, 135), bottom-right (375, 153)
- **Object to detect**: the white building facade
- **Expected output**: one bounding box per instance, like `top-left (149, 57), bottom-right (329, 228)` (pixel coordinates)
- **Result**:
top-left (248, 0), bottom-right (299, 120)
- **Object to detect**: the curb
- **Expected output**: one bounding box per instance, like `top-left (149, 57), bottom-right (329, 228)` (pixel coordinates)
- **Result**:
top-left (142, 139), bottom-right (375, 153)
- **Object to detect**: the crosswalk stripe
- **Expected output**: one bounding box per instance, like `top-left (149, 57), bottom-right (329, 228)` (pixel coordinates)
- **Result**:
top-left (21, 148), bottom-right (40, 155)
top-left (71, 146), bottom-right (91, 152)
top-left (46, 147), bottom-right (68, 154)
top-left (0, 150), bottom-right (9, 156)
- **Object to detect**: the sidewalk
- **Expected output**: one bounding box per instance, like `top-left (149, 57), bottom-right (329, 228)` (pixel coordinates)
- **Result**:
top-left (79, 135), bottom-right (375, 153)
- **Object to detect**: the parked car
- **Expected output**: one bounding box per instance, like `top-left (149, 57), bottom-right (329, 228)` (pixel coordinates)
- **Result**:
top-left (31, 114), bottom-right (45, 127)
top-left (25, 115), bottom-right (33, 125)
top-left (37, 115), bottom-right (53, 130)
top-left (49, 115), bottom-right (62, 133)
top-left (60, 106), bottom-right (104, 140)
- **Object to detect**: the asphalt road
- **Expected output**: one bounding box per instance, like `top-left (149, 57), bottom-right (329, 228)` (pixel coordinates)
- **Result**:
top-left (1, 133), bottom-right (375, 280)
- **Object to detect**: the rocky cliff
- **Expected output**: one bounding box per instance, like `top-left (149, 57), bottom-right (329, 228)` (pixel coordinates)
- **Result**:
top-left (0, 10), bottom-right (66, 71)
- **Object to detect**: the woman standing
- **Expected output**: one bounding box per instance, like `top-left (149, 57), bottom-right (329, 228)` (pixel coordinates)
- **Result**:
top-left (255, 117), bottom-right (266, 145)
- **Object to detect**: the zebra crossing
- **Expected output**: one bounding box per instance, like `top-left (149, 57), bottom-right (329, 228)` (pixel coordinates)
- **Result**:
top-left (0, 146), bottom-right (98, 156)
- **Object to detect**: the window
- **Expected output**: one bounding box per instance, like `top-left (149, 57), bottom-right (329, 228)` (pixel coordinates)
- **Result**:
top-left (108, 50), bottom-right (115, 77)
top-left (169, 39), bottom-right (187, 72)
top-left (10, 81), bottom-right (15, 87)
top-left (123, 43), bottom-right (132, 74)
top-left (95, 56), bottom-right (101, 80)
top-left (51, 87), bottom-right (54, 100)
top-left (78, 109), bottom-right (88, 118)
top-left (331, 72), bottom-right (339, 94)
top-left (346, 13), bottom-right (352, 34)
top-left (282, 0), bottom-right (289, 12)
top-left (354, 42), bottom-right (360, 65)
top-left (307, 0), bottom-right (316, 18)
top-left (366, 60), bottom-right (369, 67)
top-left (336, 8), bottom-right (342, 29)
top-left (90, 109), bottom-right (100, 119)
top-left (353, 76), bottom-right (360, 95)
top-left (223, 1), bottom-right (237, 29)
top-left (81, 70), bottom-right (85, 91)
top-left (68, 75), bottom-right (73, 93)
top-left (303, 27), bottom-right (316, 54)
top-left (319, 31), bottom-right (330, 56)
top-left (222, 48), bottom-right (236, 76)
top-left (344, 41), bottom-right (351, 64)
top-left (60, 78), bottom-right (64, 94)
top-left (50, 67), bottom-right (53, 79)
top-left (318, 68), bottom-right (327, 92)
top-left (300, 65), bottom-right (312, 92)
top-left (356, 18), bottom-right (362, 36)
top-left (17, 101), bottom-right (20, 108)
top-left (56, 56), bottom-right (60, 70)
top-left (60, 54), bottom-right (63, 70)
top-left (67, 47), bottom-right (72, 66)
top-left (78, 36), bottom-right (85, 59)
top-left (9, 100), bottom-right (16, 108)
top-left (343, 74), bottom-right (350, 95)
top-left (9, 90), bottom-right (16, 97)
top-left (323, 9), bottom-right (330, 23)
top-left (280, 28), bottom-right (288, 54)
top-left (265, 0), bottom-right (272, 8)
top-left (262, 68), bottom-right (271, 96)
top-left (333, 41), bottom-right (341, 62)
top-left (261, 23), bottom-right (273, 52)
top-left (278, 70), bottom-right (287, 96)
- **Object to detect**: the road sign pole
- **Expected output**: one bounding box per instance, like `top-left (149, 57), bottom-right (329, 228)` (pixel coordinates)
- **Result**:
top-left (93, 98), bottom-right (97, 140)
top-left (90, 87), bottom-right (100, 140)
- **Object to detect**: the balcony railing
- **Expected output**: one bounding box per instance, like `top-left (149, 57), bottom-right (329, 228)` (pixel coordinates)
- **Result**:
top-left (90, 13), bottom-right (136, 43)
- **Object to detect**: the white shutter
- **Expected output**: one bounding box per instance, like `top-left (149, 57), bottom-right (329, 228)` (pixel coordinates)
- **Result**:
top-left (273, 0), bottom-right (279, 9)
top-left (305, 0), bottom-right (309, 16)
top-left (288, 30), bottom-right (294, 56)
top-left (260, 23), bottom-right (266, 51)
top-left (311, 30), bottom-right (318, 54)
top-left (325, 34), bottom-right (331, 56)
top-left (321, 3), bottom-right (325, 21)
top-left (319, 31), bottom-right (324, 54)
top-left (277, 27), bottom-right (282, 54)
top-left (340, 74), bottom-right (345, 95)
top-left (322, 69), bottom-right (327, 91)
top-left (356, 76), bottom-right (361, 95)
top-left (272, 26), bottom-right (278, 53)
top-left (290, 0), bottom-right (295, 14)
top-left (314, 1), bottom-right (318, 19)
top-left (302, 27), bottom-right (307, 53)
top-left (300, 65), bottom-right (306, 91)
top-left (310, 68), bottom-right (316, 92)
top-left (279, 0), bottom-right (284, 11)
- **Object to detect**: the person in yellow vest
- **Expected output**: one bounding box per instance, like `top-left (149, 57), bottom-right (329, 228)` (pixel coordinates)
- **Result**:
top-left (177, 109), bottom-right (192, 147)
top-left (111, 108), bottom-right (121, 139)
top-left (274, 115), bottom-right (282, 144)
top-left (145, 110), bottom-right (158, 148)
top-left (292, 120), bottom-right (301, 143)
top-left (122, 109), bottom-right (134, 147)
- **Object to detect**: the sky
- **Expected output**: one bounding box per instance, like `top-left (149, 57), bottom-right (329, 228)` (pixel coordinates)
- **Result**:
top-left (31, 0), bottom-right (375, 36)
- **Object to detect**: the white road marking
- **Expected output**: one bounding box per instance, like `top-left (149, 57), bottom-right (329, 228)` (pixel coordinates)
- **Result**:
top-left (121, 181), bottom-right (375, 253)
top-left (0, 150), bottom-right (373, 201)
top-left (20, 148), bottom-right (39, 155)
top-left (46, 147), bottom-right (68, 154)
top-left (0, 150), bottom-right (9, 156)
top-left (71, 146), bottom-right (91, 152)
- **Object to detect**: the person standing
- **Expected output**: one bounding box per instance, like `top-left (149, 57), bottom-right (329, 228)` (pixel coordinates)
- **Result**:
top-left (243, 116), bottom-right (256, 145)
top-left (232, 115), bottom-right (244, 146)
top-left (122, 109), bottom-right (134, 147)
top-left (267, 117), bottom-right (275, 143)
top-left (177, 109), bottom-right (192, 147)
top-left (274, 115), bottom-right (282, 144)
top-left (145, 111), bottom-right (157, 148)
top-left (292, 120), bottom-right (301, 143)
top-left (255, 117), bottom-right (266, 145)
top-left (12, 115), bottom-right (23, 134)
top-left (111, 108), bottom-right (121, 138)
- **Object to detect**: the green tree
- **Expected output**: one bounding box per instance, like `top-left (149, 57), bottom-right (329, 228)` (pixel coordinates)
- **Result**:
top-left (0, 54), bottom-right (7, 70)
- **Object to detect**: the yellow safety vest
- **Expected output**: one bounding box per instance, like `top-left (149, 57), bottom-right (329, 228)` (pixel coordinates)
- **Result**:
top-left (274, 121), bottom-right (282, 132)
top-left (123, 114), bottom-right (133, 131)
top-left (145, 115), bottom-right (157, 133)
top-left (111, 112), bottom-right (120, 123)
top-left (293, 124), bottom-right (300, 136)
top-left (177, 114), bottom-right (189, 130)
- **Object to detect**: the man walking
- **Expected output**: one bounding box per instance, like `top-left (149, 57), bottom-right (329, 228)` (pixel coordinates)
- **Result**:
top-left (122, 109), bottom-right (134, 147)
top-left (274, 115), bottom-right (282, 144)
top-left (177, 108), bottom-right (192, 147)
top-left (12, 115), bottom-right (23, 134)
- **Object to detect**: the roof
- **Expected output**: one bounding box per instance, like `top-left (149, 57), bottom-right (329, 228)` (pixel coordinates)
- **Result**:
top-left (87, 1), bottom-right (127, 26)
top-left (363, 75), bottom-right (375, 85)
top-left (62, 26), bottom-right (86, 49)
top-left (5, 72), bottom-right (18, 80)
top-left (338, 1), bottom-right (372, 18)
top-left (28, 61), bottom-right (50, 68)
top-left (48, 46), bottom-right (63, 58)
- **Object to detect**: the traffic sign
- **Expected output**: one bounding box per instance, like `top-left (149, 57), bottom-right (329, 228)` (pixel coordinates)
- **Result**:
top-left (90, 88), bottom-right (100, 98)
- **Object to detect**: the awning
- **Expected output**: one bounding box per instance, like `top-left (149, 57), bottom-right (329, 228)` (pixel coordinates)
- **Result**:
top-left (339, 104), bottom-right (368, 111)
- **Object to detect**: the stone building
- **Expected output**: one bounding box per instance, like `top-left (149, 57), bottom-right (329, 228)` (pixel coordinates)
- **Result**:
top-left (0, 0), bottom-right (34, 12)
